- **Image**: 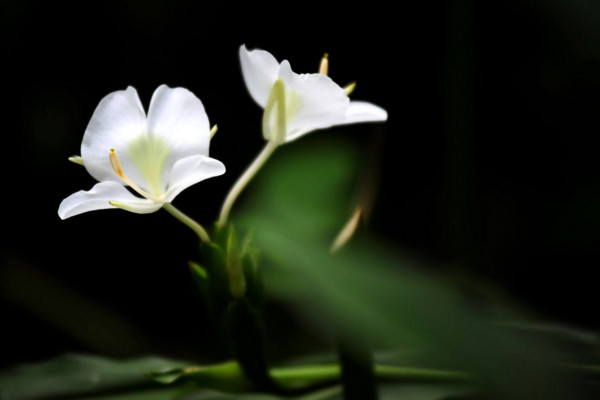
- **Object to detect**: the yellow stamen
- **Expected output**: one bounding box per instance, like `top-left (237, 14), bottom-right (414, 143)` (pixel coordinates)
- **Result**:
top-left (109, 149), bottom-right (155, 200)
top-left (109, 149), bottom-right (125, 178)
top-left (330, 206), bottom-right (363, 254)
top-left (319, 53), bottom-right (329, 75)
top-left (344, 82), bottom-right (356, 96)
top-left (210, 124), bottom-right (218, 139)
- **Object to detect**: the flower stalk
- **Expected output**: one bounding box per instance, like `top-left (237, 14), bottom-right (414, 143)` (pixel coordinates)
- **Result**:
top-left (217, 79), bottom-right (287, 228)
top-left (162, 202), bottom-right (211, 243)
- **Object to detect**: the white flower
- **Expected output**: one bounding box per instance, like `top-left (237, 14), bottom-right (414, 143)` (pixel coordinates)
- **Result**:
top-left (58, 85), bottom-right (225, 219)
top-left (239, 44), bottom-right (388, 143)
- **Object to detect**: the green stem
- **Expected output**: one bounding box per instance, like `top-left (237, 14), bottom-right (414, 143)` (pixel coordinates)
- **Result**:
top-left (217, 79), bottom-right (286, 229)
top-left (162, 202), bottom-right (210, 243)
top-left (225, 298), bottom-right (275, 390)
top-left (273, 364), bottom-right (472, 392)
top-left (217, 139), bottom-right (279, 229)
top-left (165, 361), bottom-right (473, 393)
top-left (337, 336), bottom-right (377, 400)
top-left (297, 386), bottom-right (342, 400)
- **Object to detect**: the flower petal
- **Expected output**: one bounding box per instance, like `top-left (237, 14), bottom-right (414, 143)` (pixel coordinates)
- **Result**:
top-left (147, 85), bottom-right (210, 158)
top-left (239, 44), bottom-right (280, 108)
top-left (343, 101), bottom-right (388, 124)
top-left (108, 200), bottom-right (164, 214)
top-left (164, 155), bottom-right (226, 202)
top-left (278, 61), bottom-right (349, 142)
top-left (81, 86), bottom-right (147, 183)
top-left (58, 181), bottom-right (160, 219)
top-left (145, 85), bottom-right (212, 195)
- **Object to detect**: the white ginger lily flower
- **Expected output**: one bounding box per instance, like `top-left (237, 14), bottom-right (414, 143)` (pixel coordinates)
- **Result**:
top-left (216, 46), bottom-right (387, 228)
top-left (58, 85), bottom-right (225, 220)
top-left (239, 44), bottom-right (388, 143)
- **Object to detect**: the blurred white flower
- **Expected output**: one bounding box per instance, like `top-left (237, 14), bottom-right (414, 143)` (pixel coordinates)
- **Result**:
top-left (239, 44), bottom-right (388, 143)
top-left (58, 85), bottom-right (225, 219)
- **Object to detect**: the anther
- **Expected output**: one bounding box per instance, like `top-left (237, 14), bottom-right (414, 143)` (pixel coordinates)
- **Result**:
top-left (319, 53), bottom-right (329, 76)
top-left (210, 124), bottom-right (218, 139)
top-left (109, 149), bottom-right (125, 178)
top-left (344, 82), bottom-right (356, 96)
top-left (330, 206), bottom-right (363, 253)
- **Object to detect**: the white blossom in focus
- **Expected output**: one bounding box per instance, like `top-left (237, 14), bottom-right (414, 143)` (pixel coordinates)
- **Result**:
top-left (58, 85), bottom-right (225, 219)
top-left (239, 45), bottom-right (388, 143)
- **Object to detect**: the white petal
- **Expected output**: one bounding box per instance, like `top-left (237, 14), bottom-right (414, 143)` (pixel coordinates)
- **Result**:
top-left (108, 200), bottom-right (164, 214)
top-left (278, 61), bottom-right (349, 142)
top-left (239, 44), bottom-right (280, 108)
top-left (343, 101), bottom-right (388, 124)
top-left (143, 85), bottom-right (212, 196)
top-left (164, 155), bottom-right (226, 202)
top-left (58, 181), bottom-right (160, 219)
top-left (147, 85), bottom-right (210, 158)
top-left (81, 87), bottom-right (147, 183)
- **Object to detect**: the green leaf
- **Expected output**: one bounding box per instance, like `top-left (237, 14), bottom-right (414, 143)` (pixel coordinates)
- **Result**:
top-left (0, 352), bottom-right (477, 400)
top-left (79, 386), bottom-right (186, 400)
top-left (174, 384), bottom-right (475, 400)
top-left (190, 262), bottom-right (208, 280)
top-left (150, 361), bottom-right (253, 392)
top-left (0, 353), bottom-right (187, 400)
top-left (223, 299), bottom-right (273, 388)
top-left (236, 136), bottom-right (586, 400)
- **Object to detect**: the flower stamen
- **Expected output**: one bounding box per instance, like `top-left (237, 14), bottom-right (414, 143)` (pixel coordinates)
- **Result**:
top-left (109, 149), bottom-right (156, 201)
top-left (344, 82), bottom-right (356, 96)
top-left (210, 124), bottom-right (219, 139)
top-left (68, 155), bottom-right (84, 166)
top-left (319, 53), bottom-right (329, 75)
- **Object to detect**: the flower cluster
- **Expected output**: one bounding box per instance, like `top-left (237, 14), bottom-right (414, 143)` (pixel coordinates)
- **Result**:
top-left (56, 45), bottom-right (389, 394)
top-left (58, 45), bottom-right (387, 238)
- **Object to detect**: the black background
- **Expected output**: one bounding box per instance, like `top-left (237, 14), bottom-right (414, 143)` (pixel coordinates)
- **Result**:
top-left (1, 0), bottom-right (598, 367)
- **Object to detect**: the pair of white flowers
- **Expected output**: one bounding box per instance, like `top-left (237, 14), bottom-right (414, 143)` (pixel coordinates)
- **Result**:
top-left (58, 45), bottom-right (387, 225)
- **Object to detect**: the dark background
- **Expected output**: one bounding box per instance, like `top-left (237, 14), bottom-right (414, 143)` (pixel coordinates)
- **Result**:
top-left (1, 0), bottom-right (598, 367)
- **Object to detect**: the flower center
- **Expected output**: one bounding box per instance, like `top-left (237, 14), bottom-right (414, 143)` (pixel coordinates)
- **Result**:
top-left (263, 80), bottom-right (300, 142)
top-left (109, 149), bottom-right (158, 202)
top-left (127, 134), bottom-right (170, 198)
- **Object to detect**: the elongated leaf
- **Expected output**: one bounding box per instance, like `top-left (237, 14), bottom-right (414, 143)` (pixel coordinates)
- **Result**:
top-left (175, 384), bottom-right (475, 400)
top-left (0, 353), bottom-right (186, 400)
top-left (236, 136), bottom-right (589, 399)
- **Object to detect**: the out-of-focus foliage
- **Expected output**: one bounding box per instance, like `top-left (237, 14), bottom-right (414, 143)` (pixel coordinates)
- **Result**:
top-left (0, 352), bottom-right (475, 400)
top-left (0, 353), bottom-right (186, 400)
top-left (175, 384), bottom-right (473, 400)
top-left (1, 136), bottom-right (597, 400)
top-left (236, 135), bottom-right (597, 400)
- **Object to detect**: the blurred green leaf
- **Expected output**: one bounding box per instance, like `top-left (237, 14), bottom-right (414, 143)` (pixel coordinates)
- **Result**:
top-left (175, 384), bottom-right (475, 400)
top-left (151, 353), bottom-right (471, 392)
top-left (150, 361), bottom-right (252, 392)
top-left (0, 353), bottom-right (187, 400)
top-left (81, 386), bottom-right (186, 400)
top-left (236, 136), bottom-right (589, 399)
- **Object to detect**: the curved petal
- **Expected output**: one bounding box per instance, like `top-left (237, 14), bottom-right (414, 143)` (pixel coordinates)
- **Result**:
top-left (147, 85), bottom-right (210, 157)
top-left (239, 44), bottom-right (280, 108)
top-left (343, 101), bottom-right (388, 124)
top-left (145, 85), bottom-right (210, 193)
top-left (58, 181), bottom-right (160, 219)
top-left (278, 61), bottom-right (349, 142)
top-left (108, 200), bottom-right (164, 214)
top-left (81, 86), bottom-right (147, 183)
top-left (164, 155), bottom-right (226, 202)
